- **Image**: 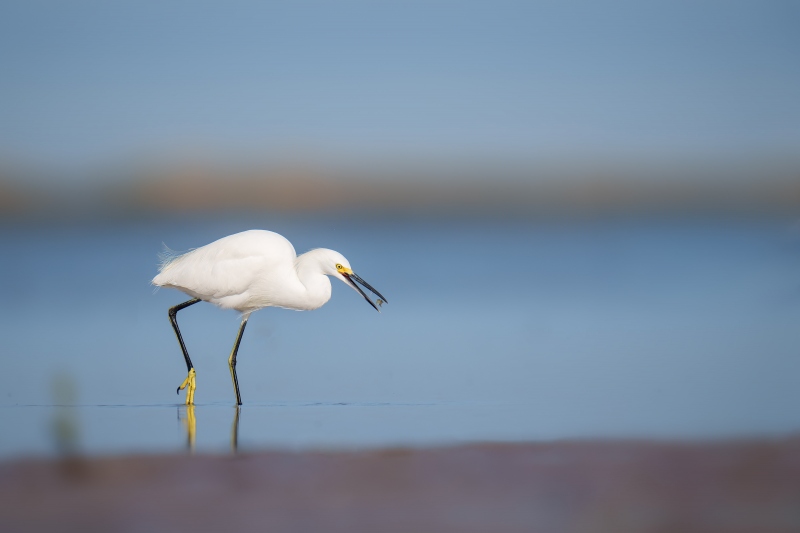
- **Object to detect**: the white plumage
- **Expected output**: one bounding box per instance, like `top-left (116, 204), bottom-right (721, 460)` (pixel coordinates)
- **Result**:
top-left (152, 229), bottom-right (387, 405)
top-left (155, 230), bottom-right (333, 312)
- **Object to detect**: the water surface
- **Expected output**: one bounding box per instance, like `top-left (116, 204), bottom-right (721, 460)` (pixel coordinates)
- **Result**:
top-left (1, 215), bottom-right (799, 457)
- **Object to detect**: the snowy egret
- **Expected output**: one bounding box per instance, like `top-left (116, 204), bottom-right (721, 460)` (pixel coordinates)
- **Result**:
top-left (152, 229), bottom-right (387, 405)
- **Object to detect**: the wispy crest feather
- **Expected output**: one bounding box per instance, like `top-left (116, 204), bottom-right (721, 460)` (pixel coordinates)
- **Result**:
top-left (157, 244), bottom-right (193, 273)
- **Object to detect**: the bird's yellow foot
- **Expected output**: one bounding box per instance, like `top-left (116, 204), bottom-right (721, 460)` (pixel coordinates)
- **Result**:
top-left (177, 368), bottom-right (197, 405)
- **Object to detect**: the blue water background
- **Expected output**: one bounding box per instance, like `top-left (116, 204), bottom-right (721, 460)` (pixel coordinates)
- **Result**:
top-left (1, 215), bottom-right (799, 457)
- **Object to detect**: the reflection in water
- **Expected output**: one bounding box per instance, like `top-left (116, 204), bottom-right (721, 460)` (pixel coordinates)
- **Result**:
top-left (231, 406), bottom-right (240, 454)
top-left (179, 405), bottom-right (196, 452)
top-left (178, 406), bottom-right (241, 454)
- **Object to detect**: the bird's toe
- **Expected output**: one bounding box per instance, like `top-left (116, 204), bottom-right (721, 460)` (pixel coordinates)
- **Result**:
top-left (177, 368), bottom-right (197, 405)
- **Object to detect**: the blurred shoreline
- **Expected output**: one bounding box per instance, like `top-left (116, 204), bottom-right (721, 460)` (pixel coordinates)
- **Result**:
top-left (2, 160), bottom-right (800, 220)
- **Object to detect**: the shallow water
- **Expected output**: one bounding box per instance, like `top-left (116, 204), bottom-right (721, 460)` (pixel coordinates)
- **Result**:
top-left (1, 214), bottom-right (799, 457)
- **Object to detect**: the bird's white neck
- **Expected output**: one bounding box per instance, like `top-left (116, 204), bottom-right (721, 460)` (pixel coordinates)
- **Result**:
top-left (293, 250), bottom-right (333, 310)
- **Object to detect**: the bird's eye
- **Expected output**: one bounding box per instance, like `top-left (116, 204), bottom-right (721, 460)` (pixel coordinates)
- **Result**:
top-left (336, 264), bottom-right (343, 270)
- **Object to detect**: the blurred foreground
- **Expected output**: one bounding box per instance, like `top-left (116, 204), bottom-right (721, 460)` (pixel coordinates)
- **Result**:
top-left (2, 438), bottom-right (798, 533)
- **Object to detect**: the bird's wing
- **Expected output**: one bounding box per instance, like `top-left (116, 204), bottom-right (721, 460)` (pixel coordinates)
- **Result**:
top-left (153, 230), bottom-right (297, 302)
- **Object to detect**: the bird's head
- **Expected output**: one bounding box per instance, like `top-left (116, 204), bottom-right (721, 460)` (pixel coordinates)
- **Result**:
top-left (317, 249), bottom-right (388, 312)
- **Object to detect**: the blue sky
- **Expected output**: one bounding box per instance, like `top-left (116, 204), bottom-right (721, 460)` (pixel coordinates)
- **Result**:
top-left (1, 1), bottom-right (799, 173)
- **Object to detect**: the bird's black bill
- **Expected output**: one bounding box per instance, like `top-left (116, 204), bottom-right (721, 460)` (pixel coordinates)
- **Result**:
top-left (350, 273), bottom-right (388, 303)
top-left (344, 273), bottom-right (388, 312)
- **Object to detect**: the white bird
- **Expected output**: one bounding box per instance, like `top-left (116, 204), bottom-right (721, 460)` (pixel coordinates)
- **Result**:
top-left (152, 229), bottom-right (387, 405)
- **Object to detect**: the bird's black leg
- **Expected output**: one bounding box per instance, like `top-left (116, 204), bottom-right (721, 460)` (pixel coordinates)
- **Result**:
top-left (228, 317), bottom-right (249, 406)
top-left (169, 298), bottom-right (201, 371)
top-left (169, 298), bottom-right (201, 404)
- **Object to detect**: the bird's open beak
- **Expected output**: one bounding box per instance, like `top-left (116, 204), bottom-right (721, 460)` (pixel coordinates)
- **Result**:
top-left (342, 268), bottom-right (388, 312)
